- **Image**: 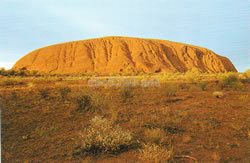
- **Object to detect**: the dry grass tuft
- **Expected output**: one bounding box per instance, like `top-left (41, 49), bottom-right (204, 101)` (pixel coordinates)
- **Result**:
top-left (76, 116), bottom-right (134, 156)
top-left (238, 95), bottom-right (249, 103)
top-left (139, 143), bottom-right (173, 162)
top-left (144, 128), bottom-right (166, 144)
top-left (213, 91), bottom-right (224, 98)
top-left (163, 83), bottom-right (178, 99)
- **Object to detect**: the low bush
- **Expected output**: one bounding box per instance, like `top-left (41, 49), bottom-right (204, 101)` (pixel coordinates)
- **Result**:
top-left (243, 69), bottom-right (250, 79)
top-left (76, 116), bottom-right (134, 155)
top-left (0, 68), bottom-right (6, 76)
top-left (156, 72), bottom-right (184, 82)
top-left (76, 94), bottom-right (92, 112)
top-left (185, 68), bottom-right (202, 83)
top-left (75, 92), bottom-right (108, 113)
top-left (219, 73), bottom-right (242, 89)
top-left (0, 78), bottom-right (26, 86)
top-left (0, 68), bottom-right (41, 77)
top-left (139, 143), bottom-right (173, 162)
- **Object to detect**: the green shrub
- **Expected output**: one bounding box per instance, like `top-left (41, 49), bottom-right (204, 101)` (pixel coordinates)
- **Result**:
top-left (59, 87), bottom-right (71, 100)
top-left (244, 69), bottom-right (250, 78)
top-left (0, 69), bottom-right (23, 76)
top-left (76, 94), bottom-right (92, 112)
top-left (185, 68), bottom-right (202, 82)
top-left (157, 72), bottom-right (183, 81)
top-left (219, 73), bottom-right (242, 89)
top-left (0, 68), bottom-right (41, 76)
top-left (198, 82), bottom-right (207, 91)
top-left (75, 92), bottom-right (109, 113)
top-left (0, 68), bottom-right (6, 76)
top-left (77, 116), bottom-right (134, 155)
top-left (39, 88), bottom-right (50, 99)
top-left (11, 91), bottom-right (18, 100)
top-left (30, 70), bottom-right (40, 76)
top-left (120, 86), bottom-right (134, 103)
top-left (0, 68), bottom-right (14, 76)
top-left (17, 70), bottom-right (27, 76)
top-left (7, 70), bottom-right (17, 76)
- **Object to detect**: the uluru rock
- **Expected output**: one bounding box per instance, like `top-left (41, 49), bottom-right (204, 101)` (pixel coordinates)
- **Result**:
top-left (13, 36), bottom-right (237, 75)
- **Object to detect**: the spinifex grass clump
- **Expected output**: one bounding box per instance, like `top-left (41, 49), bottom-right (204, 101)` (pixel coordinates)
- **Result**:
top-left (76, 116), bottom-right (134, 156)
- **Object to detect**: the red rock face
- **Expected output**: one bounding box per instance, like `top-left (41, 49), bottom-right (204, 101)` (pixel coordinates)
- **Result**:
top-left (13, 36), bottom-right (237, 75)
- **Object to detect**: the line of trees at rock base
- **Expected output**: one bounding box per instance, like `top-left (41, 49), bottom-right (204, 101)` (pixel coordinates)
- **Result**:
top-left (0, 67), bottom-right (249, 80)
top-left (0, 67), bottom-right (41, 77)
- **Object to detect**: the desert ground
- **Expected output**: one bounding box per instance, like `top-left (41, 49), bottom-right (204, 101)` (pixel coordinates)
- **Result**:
top-left (1, 71), bottom-right (250, 162)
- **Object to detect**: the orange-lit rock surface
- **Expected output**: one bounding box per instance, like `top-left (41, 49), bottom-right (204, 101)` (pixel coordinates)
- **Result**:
top-left (13, 36), bottom-right (237, 74)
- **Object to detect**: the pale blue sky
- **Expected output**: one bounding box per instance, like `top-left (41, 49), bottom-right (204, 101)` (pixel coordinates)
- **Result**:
top-left (0, 0), bottom-right (249, 71)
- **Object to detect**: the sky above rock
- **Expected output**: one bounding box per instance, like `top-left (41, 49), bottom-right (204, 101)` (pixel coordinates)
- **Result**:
top-left (0, 0), bottom-right (249, 71)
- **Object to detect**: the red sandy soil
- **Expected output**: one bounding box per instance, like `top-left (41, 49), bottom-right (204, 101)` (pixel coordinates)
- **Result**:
top-left (1, 77), bottom-right (249, 162)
